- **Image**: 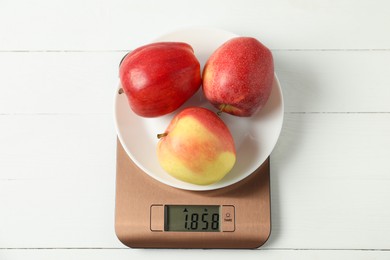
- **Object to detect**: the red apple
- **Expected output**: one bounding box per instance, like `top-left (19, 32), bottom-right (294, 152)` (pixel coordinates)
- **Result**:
top-left (119, 42), bottom-right (201, 117)
top-left (202, 37), bottom-right (274, 117)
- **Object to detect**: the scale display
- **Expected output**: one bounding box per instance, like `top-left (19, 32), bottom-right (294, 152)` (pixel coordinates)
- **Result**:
top-left (165, 205), bottom-right (220, 232)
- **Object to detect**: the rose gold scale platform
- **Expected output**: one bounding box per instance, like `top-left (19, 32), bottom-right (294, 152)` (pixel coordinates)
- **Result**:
top-left (115, 139), bottom-right (271, 249)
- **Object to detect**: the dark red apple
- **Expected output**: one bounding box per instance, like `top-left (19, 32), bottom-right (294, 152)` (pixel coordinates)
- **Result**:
top-left (202, 37), bottom-right (274, 117)
top-left (119, 42), bottom-right (201, 117)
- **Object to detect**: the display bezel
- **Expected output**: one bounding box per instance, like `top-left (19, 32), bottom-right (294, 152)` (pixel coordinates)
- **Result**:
top-left (164, 205), bottom-right (221, 232)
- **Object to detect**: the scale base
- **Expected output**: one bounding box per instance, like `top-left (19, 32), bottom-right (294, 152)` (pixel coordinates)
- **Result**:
top-left (115, 139), bottom-right (271, 249)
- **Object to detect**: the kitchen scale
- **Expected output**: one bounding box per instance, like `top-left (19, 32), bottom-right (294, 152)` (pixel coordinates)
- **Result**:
top-left (114, 28), bottom-right (284, 249)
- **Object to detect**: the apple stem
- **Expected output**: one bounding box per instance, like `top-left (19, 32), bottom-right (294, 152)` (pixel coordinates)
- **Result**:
top-left (157, 133), bottom-right (168, 139)
top-left (118, 88), bottom-right (124, 94)
top-left (217, 104), bottom-right (227, 116)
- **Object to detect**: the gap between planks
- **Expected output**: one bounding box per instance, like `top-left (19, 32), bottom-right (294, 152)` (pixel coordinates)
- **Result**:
top-left (0, 49), bottom-right (390, 53)
top-left (1, 112), bottom-right (390, 116)
top-left (0, 248), bottom-right (389, 251)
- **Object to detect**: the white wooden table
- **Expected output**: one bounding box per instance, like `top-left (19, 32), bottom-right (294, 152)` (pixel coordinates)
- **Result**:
top-left (1, 1), bottom-right (390, 259)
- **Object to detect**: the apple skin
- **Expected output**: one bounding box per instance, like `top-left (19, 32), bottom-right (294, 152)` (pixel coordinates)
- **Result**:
top-left (119, 42), bottom-right (201, 117)
top-left (157, 107), bottom-right (236, 185)
top-left (202, 37), bottom-right (274, 117)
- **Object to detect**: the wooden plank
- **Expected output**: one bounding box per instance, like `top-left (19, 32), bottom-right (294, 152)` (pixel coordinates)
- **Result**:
top-left (1, 51), bottom-right (390, 114)
top-left (0, 115), bottom-right (119, 248)
top-left (274, 50), bottom-right (390, 112)
top-left (0, 115), bottom-right (116, 180)
top-left (0, 52), bottom-right (125, 114)
top-left (269, 113), bottom-right (390, 249)
top-left (1, 114), bottom-right (390, 248)
top-left (0, 249), bottom-right (390, 260)
top-left (1, 0), bottom-right (390, 50)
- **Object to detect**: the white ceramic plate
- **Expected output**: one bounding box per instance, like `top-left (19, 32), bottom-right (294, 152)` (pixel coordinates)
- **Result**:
top-left (114, 28), bottom-right (284, 191)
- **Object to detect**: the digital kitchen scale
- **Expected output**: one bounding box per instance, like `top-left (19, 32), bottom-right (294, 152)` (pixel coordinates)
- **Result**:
top-left (113, 28), bottom-right (284, 249)
top-left (115, 138), bottom-right (271, 249)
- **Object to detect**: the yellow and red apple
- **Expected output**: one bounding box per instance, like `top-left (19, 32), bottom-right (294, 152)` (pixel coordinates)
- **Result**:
top-left (156, 107), bottom-right (236, 185)
top-left (202, 37), bottom-right (274, 117)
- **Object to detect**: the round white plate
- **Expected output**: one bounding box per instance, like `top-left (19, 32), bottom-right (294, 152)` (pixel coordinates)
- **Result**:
top-left (114, 27), bottom-right (284, 191)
